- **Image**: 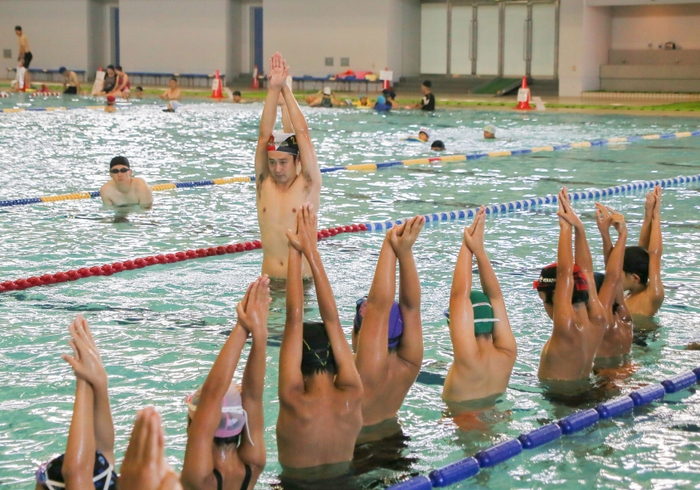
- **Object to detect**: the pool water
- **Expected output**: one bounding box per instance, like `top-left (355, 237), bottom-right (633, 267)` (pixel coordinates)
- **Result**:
top-left (1, 95), bottom-right (700, 488)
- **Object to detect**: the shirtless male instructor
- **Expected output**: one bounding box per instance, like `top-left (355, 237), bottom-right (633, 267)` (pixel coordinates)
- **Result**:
top-left (255, 52), bottom-right (321, 279)
top-left (100, 156), bottom-right (153, 208)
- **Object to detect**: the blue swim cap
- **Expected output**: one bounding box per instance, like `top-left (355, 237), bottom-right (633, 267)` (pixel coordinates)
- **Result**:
top-left (354, 298), bottom-right (404, 348)
top-left (377, 95), bottom-right (386, 104)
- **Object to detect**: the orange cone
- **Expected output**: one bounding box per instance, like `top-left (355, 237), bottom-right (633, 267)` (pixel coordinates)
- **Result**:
top-left (252, 65), bottom-right (259, 89)
top-left (382, 67), bottom-right (391, 90)
top-left (211, 70), bottom-right (223, 99)
top-left (515, 76), bottom-right (533, 110)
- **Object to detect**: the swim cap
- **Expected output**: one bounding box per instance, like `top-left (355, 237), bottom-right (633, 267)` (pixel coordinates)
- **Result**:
top-left (267, 131), bottom-right (299, 156)
top-left (419, 127), bottom-right (431, 138)
top-left (109, 156), bottom-right (130, 168)
top-left (186, 382), bottom-right (252, 442)
top-left (534, 263), bottom-right (589, 305)
top-left (359, 94), bottom-right (367, 99)
top-left (483, 125), bottom-right (496, 134)
top-left (302, 322), bottom-right (336, 374)
top-left (444, 290), bottom-right (499, 335)
top-left (353, 298), bottom-right (404, 348)
top-left (36, 451), bottom-right (117, 490)
top-left (323, 87), bottom-right (331, 95)
top-left (106, 95), bottom-right (116, 104)
top-left (431, 140), bottom-right (445, 151)
top-left (58, 67), bottom-right (66, 74)
top-left (376, 95), bottom-right (386, 104)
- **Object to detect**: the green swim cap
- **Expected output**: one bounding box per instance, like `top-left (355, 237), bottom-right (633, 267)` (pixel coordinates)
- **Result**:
top-left (444, 290), bottom-right (498, 335)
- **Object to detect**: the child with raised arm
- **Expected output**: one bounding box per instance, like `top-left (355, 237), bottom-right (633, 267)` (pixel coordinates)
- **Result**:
top-left (593, 204), bottom-right (634, 369)
top-left (623, 185), bottom-right (664, 321)
top-left (535, 188), bottom-right (607, 391)
top-left (443, 206), bottom-right (517, 410)
top-left (352, 215), bottom-right (425, 444)
top-left (35, 315), bottom-right (116, 490)
top-left (277, 203), bottom-right (363, 483)
top-left (181, 276), bottom-right (269, 490)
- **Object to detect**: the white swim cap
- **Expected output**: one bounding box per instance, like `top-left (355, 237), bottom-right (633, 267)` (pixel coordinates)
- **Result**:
top-left (483, 124), bottom-right (496, 134)
top-left (419, 127), bottom-right (431, 138)
top-left (323, 87), bottom-right (331, 95)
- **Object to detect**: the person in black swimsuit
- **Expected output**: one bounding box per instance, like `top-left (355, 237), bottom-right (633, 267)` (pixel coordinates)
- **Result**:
top-left (181, 276), bottom-right (269, 490)
top-left (100, 65), bottom-right (117, 95)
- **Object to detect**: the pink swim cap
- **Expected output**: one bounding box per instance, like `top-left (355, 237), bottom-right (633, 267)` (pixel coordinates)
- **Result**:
top-left (186, 382), bottom-right (250, 441)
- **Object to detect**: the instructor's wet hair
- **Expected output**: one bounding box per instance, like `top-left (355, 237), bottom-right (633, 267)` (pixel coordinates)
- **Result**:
top-left (623, 246), bottom-right (649, 285)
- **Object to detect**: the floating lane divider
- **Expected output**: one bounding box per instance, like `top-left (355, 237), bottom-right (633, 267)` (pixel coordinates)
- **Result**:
top-left (0, 224), bottom-right (367, 294)
top-left (2, 130), bottom-right (700, 208)
top-left (0, 105), bottom-right (104, 114)
top-left (2, 173), bottom-right (699, 294)
top-left (390, 368), bottom-right (700, 490)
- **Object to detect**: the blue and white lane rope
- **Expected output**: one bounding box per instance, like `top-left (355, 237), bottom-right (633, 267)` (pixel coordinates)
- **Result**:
top-left (388, 368), bottom-right (700, 489)
top-left (362, 174), bottom-right (700, 233)
top-left (2, 129), bottom-right (700, 208)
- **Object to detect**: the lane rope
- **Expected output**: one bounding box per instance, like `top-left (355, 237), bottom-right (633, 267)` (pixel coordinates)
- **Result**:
top-left (388, 369), bottom-right (700, 490)
top-left (1, 130), bottom-right (699, 208)
top-left (1, 173), bottom-right (698, 294)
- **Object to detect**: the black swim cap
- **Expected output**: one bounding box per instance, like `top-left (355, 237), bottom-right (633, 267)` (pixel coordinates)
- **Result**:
top-left (423, 80), bottom-right (432, 88)
top-left (109, 156), bottom-right (130, 169)
top-left (301, 322), bottom-right (336, 376)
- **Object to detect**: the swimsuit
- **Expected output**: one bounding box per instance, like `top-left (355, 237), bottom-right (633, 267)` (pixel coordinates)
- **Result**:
top-left (213, 464), bottom-right (252, 490)
top-left (23, 52), bottom-right (33, 68)
top-left (103, 75), bottom-right (116, 93)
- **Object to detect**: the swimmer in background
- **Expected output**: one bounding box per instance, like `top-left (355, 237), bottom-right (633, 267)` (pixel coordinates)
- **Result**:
top-left (35, 315), bottom-right (117, 490)
top-left (443, 207), bottom-right (517, 416)
top-left (623, 186), bottom-right (664, 322)
top-left (352, 216), bottom-right (425, 444)
top-left (373, 95), bottom-right (392, 112)
top-left (134, 86), bottom-right (144, 99)
top-left (181, 276), bottom-right (269, 490)
top-left (104, 95), bottom-right (117, 113)
top-left (309, 87), bottom-right (345, 107)
top-left (233, 90), bottom-right (243, 103)
top-left (407, 128), bottom-right (430, 142)
top-left (483, 125), bottom-right (496, 139)
top-left (160, 77), bottom-right (182, 101)
top-left (593, 204), bottom-right (633, 370)
top-left (431, 140), bottom-right (445, 151)
top-left (59, 67), bottom-right (81, 95)
top-left (354, 94), bottom-right (372, 108)
top-left (15, 26), bottom-right (33, 88)
top-left (255, 52), bottom-right (321, 279)
top-left (535, 188), bottom-right (607, 392)
top-left (100, 156), bottom-right (153, 209)
top-left (277, 203), bottom-right (363, 482)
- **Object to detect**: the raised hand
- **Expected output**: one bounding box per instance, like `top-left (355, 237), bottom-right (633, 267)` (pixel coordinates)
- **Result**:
top-left (609, 207), bottom-right (627, 235)
top-left (120, 407), bottom-right (182, 490)
top-left (463, 206), bottom-right (486, 255)
top-left (388, 215), bottom-right (425, 256)
top-left (61, 315), bottom-right (107, 391)
top-left (595, 202), bottom-right (612, 234)
top-left (286, 202), bottom-right (318, 254)
top-left (556, 187), bottom-right (583, 229)
top-left (236, 276), bottom-right (271, 338)
top-left (268, 52), bottom-right (289, 91)
top-left (652, 185), bottom-right (662, 220)
top-left (644, 189), bottom-right (655, 217)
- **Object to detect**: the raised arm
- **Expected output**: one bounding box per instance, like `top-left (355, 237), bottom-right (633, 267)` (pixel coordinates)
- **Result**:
top-left (255, 53), bottom-right (287, 188)
top-left (448, 218), bottom-right (479, 365)
top-left (464, 207), bottom-right (516, 357)
top-left (181, 310), bottom-right (250, 489)
top-left (280, 221), bottom-right (306, 399)
top-left (553, 190), bottom-right (576, 332)
top-left (390, 216), bottom-right (425, 368)
top-left (598, 208), bottom-right (628, 312)
top-left (638, 188), bottom-right (657, 249)
top-left (646, 189), bottom-right (664, 309)
top-left (236, 277), bottom-right (270, 477)
top-left (595, 203), bottom-right (614, 264)
top-left (354, 230), bottom-right (397, 375)
top-left (289, 204), bottom-right (360, 392)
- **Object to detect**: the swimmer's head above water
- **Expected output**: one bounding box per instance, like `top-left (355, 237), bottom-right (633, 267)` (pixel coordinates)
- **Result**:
top-left (186, 381), bottom-right (251, 446)
top-left (302, 322), bottom-right (337, 377)
top-left (352, 298), bottom-right (404, 352)
top-left (444, 290), bottom-right (499, 337)
top-left (266, 131), bottom-right (300, 184)
top-left (622, 245), bottom-right (649, 291)
top-left (483, 125), bottom-right (496, 139)
top-left (418, 127), bottom-right (430, 142)
top-left (534, 263), bottom-right (589, 317)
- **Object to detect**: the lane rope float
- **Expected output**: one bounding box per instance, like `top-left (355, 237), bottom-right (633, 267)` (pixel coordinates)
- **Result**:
top-left (2, 173), bottom-right (698, 295)
top-left (1, 130), bottom-right (699, 208)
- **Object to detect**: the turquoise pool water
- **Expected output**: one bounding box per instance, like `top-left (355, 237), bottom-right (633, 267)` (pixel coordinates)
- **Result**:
top-left (1, 95), bottom-right (700, 488)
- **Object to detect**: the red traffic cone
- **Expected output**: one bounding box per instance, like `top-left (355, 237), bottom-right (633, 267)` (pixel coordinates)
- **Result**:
top-left (515, 76), bottom-right (533, 110)
top-left (211, 70), bottom-right (224, 99)
top-left (252, 65), bottom-right (260, 89)
top-left (382, 67), bottom-right (391, 90)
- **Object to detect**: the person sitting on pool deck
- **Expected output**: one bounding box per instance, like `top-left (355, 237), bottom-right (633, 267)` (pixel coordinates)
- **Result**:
top-left (277, 203), bottom-right (363, 481)
top-left (483, 125), bottom-right (496, 139)
top-left (409, 80), bottom-right (435, 111)
top-left (160, 77), bottom-right (182, 101)
top-left (111, 66), bottom-right (131, 99)
top-left (352, 215), bottom-right (425, 444)
top-left (592, 204), bottom-right (633, 369)
top-left (59, 67), bottom-right (81, 95)
top-left (623, 185), bottom-right (664, 321)
top-left (120, 407), bottom-right (182, 490)
top-left (255, 52), bottom-right (321, 279)
top-left (443, 206), bottom-right (517, 409)
top-left (536, 188), bottom-right (607, 389)
top-left (181, 276), bottom-right (269, 490)
top-left (100, 156), bottom-right (153, 208)
top-left (99, 65), bottom-right (117, 95)
top-left (35, 315), bottom-right (117, 490)
top-left (104, 94), bottom-right (117, 113)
